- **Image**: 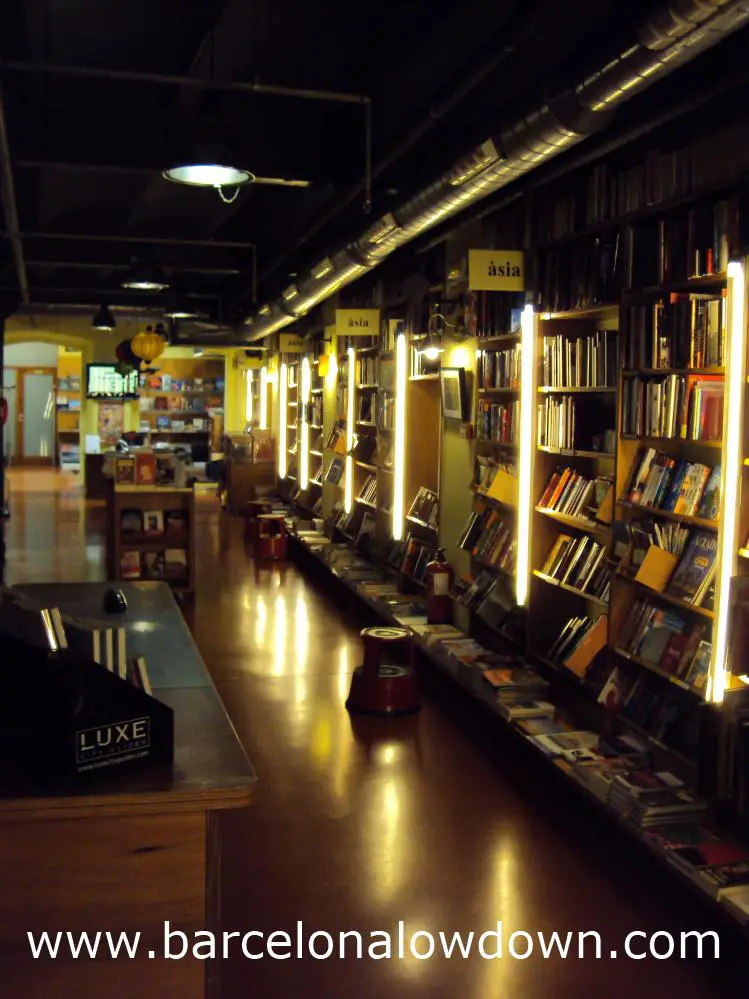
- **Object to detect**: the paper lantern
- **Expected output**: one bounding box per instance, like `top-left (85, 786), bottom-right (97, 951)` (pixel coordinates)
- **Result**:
top-left (131, 325), bottom-right (167, 363)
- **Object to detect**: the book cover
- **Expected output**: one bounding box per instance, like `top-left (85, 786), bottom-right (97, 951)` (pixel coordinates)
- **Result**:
top-left (164, 510), bottom-right (188, 537)
top-left (685, 640), bottom-right (711, 692)
top-left (119, 550), bottom-right (141, 579)
top-left (667, 531), bottom-right (718, 603)
top-left (164, 549), bottom-right (188, 578)
top-left (115, 456), bottom-right (136, 485)
top-left (143, 510), bottom-right (164, 536)
top-left (120, 509), bottom-right (143, 535)
top-left (142, 550), bottom-right (166, 578)
top-left (696, 465), bottom-right (721, 521)
top-left (136, 451), bottom-right (156, 486)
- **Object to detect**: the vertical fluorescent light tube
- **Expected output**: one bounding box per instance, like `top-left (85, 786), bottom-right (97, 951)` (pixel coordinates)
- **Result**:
top-left (392, 331), bottom-right (407, 540)
top-left (710, 260), bottom-right (746, 704)
top-left (259, 366), bottom-right (268, 430)
top-left (245, 369), bottom-right (253, 424)
top-left (300, 356), bottom-right (311, 489)
top-left (279, 362), bottom-right (288, 479)
top-left (516, 304), bottom-right (536, 607)
top-left (344, 346), bottom-right (356, 513)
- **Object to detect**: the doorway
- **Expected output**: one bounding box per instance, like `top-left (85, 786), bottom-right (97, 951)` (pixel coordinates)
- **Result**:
top-left (8, 367), bottom-right (56, 466)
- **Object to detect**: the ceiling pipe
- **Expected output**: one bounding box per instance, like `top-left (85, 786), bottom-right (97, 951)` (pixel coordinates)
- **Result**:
top-left (0, 86), bottom-right (29, 305)
top-left (244, 0), bottom-right (749, 341)
top-left (0, 60), bottom-right (370, 106)
top-left (7, 230), bottom-right (256, 250)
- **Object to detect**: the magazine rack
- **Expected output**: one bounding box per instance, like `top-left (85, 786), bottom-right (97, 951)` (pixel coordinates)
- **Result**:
top-left (0, 633), bottom-right (174, 783)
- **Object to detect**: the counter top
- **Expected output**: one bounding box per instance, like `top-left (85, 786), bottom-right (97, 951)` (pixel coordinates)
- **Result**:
top-left (0, 582), bottom-right (256, 821)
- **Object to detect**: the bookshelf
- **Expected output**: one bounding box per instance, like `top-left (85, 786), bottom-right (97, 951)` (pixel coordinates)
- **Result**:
top-left (138, 357), bottom-right (224, 453)
top-left (56, 350), bottom-right (82, 472)
top-left (527, 306), bottom-right (619, 679)
top-left (108, 485), bottom-right (196, 595)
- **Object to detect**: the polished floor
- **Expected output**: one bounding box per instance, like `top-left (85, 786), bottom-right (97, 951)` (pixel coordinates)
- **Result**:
top-left (3, 469), bottom-right (746, 998)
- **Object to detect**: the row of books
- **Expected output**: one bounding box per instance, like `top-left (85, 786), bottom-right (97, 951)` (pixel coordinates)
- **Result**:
top-left (623, 449), bottom-right (720, 520)
top-left (357, 475), bottom-right (377, 506)
top-left (641, 527), bottom-right (717, 607)
top-left (616, 600), bottom-right (711, 692)
top-left (540, 329), bottom-right (617, 389)
top-left (540, 533), bottom-right (611, 600)
top-left (625, 295), bottom-right (725, 371)
top-left (140, 375), bottom-right (223, 393)
top-left (538, 467), bottom-right (613, 523)
top-left (621, 374), bottom-right (724, 440)
top-left (537, 396), bottom-right (576, 450)
top-left (140, 396), bottom-right (213, 413)
top-left (535, 232), bottom-right (624, 313)
top-left (378, 392), bottom-right (395, 431)
top-left (472, 291), bottom-right (524, 340)
top-left (310, 397), bottom-right (323, 426)
top-left (545, 613), bottom-right (608, 676)
top-left (120, 508), bottom-right (188, 538)
top-left (628, 199), bottom-right (737, 288)
top-left (458, 508), bottom-right (516, 573)
top-left (379, 319), bottom-right (404, 353)
top-left (477, 345), bottom-right (520, 390)
top-left (474, 458), bottom-right (517, 497)
top-left (407, 486), bottom-right (438, 527)
top-left (120, 548), bottom-right (189, 581)
top-left (477, 400), bottom-right (518, 443)
top-left (390, 533), bottom-right (436, 584)
top-left (115, 451), bottom-right (185, 487)
top-left (357, 356), bottom-right (378, 385)
top-left (358, 395), bottom-right (375, 424)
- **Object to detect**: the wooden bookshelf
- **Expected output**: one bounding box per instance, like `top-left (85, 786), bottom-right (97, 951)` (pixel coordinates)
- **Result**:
top-left (108, 485), bottom-right (196, 595)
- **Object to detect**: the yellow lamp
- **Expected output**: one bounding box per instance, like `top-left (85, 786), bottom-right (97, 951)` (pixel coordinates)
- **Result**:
top-left (131, 325), bottom-right (167, 363)
top-left (318, 354), bottom-right (330, 378)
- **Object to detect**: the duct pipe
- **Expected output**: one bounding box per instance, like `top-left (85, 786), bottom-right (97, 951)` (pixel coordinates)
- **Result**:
top-left (244, 0), bottom-right (749, 341)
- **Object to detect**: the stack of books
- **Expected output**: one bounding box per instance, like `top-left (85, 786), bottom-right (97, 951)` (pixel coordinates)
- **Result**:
top-left (616, 599), bottom-right (711, 686)
top-left (537, 396), bottom-right (576, 450)
top-left (609, 771), bottom-right (707, 829)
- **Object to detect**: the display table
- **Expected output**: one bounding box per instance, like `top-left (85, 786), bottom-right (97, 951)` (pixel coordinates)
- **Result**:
top-left (0, 582), bottom-right (256, 999)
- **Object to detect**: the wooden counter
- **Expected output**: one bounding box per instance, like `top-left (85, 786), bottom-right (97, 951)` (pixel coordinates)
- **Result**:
top-left (0, 582), bottom-right (256, 999)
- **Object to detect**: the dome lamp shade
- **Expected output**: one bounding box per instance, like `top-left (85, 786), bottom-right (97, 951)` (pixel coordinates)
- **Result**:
top-left (121, 257), bottom-right (170, 291)
top-left (92, 304), bottom-right (116, 331)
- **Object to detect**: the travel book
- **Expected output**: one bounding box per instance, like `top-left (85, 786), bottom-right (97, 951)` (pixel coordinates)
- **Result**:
top-left (667, 530), bottom-right (718, 605)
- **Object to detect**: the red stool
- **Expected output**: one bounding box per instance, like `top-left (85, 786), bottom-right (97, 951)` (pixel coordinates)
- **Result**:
top-left (346, 626), bottom-right (421, 715)
top-left (255, 513), bottom-right (288, 560)
top-left (243, 499), bottom-right (274, 543)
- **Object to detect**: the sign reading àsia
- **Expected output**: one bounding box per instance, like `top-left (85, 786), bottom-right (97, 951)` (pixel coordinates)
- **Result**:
top-left (468, 249), bottom-right (525, 291)
top-left (334, 309), bottom-right (381, 336)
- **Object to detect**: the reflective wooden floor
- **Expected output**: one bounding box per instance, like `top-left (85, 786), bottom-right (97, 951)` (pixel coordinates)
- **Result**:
top-left (4, 469), bottom-right (745, 998)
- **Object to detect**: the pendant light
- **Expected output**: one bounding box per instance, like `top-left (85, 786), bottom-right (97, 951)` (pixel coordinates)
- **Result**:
top-left (163, 289), bottom-right (197, 320)
top-left (92, 303), bottom-right (116, 331)
top-left (121, 257), bottom-right (170, 292)
top-left (163, 101), bottom-right (254, 200)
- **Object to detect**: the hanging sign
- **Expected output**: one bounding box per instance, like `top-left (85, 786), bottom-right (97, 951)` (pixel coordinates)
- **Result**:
top-left (468, 249), bottom-right (525, 291)
top-left (335, 308), bottom-right (380, 337)
top-left (279, 333), bottom-right (305, 353)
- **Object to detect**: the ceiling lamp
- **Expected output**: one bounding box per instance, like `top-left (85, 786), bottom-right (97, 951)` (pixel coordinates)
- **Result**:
top-left (121, 257), bottom-right (169, 291)
top-left (163, 289), bottom-right (197, 320)
top-left (163, 113), bottom-right (254, 199)
top-left (92, 303), bottom-right (116, 331)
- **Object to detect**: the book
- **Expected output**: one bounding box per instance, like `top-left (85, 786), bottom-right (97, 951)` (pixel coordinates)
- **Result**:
top-left (120, 509), bottom-right (143, 536)
top-left (115, 456), bottom-right (136, 485)
top-left (135, 451), bottom-right (156, 486)
top-left (164, 510), bottom-right (188, 537)
top-left (143, 510), bottom-right (164, 537)
top-left (164, 549), bottom-right (188, 578)
top-left (496, 700), bottom-right (555, 721)
top-left (326, 456), bottom-right (345, 485)
top-left (142, 550), bottom-right (166, 578)
top-left (119, 551), bottom-right (141, 579)
top-left (667, 531), bottom-right (718, 604)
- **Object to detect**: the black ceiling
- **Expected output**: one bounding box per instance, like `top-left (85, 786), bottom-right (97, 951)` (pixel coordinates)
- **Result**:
top-left (0, 0), bottom-right (676, 328)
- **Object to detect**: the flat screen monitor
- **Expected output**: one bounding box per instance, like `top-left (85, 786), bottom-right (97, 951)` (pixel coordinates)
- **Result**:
top-left (86, 363), bottom-right (139, 399)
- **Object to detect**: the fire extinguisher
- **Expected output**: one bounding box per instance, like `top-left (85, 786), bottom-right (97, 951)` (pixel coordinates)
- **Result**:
top-left (0, 396), bottom-right (7, 427)
top-left (426, 548), bottom-right (453, 624)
